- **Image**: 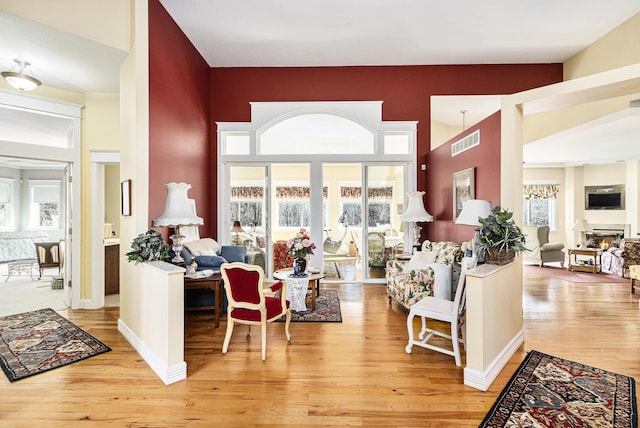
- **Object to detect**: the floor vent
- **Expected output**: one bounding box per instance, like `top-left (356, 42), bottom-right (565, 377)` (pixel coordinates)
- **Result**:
top-left (451, 130), bottom-right (480, 157)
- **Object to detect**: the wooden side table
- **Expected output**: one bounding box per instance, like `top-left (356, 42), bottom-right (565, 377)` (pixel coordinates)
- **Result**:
top-left (568, 248), bottom-right (602, 274)
top-left (184, 272), bottom-right (222, 328)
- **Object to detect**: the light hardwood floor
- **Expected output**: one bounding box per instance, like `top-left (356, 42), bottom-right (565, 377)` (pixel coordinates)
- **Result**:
top-left (0, 269), bottom-right (639, 426)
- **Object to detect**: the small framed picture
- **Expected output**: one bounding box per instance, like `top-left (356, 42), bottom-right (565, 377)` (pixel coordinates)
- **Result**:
top-left (453, 167), bottom-right (475, 221)
top-left (121, 179), bottom-right (131, 216)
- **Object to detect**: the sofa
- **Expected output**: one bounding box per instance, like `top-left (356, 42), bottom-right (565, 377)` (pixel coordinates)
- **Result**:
top-left (601, 238), bottom-right (640, 278)
top-left (385, 240), bottom-right (461, 310)
top-left (179, 238), bottom-right (248, 271)
top-left (522, 225), bottom-right (565, 267)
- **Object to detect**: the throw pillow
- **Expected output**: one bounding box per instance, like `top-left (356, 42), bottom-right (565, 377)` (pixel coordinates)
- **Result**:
top-left (405, 250), bottom-right (437, 270)
top-left (193, 255), bottom-right (227, 269)
top-left (183, 238), bottom-right (220, 256)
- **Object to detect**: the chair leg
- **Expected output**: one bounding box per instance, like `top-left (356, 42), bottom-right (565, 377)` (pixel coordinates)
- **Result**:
top-left (451, 321), bottom-right (461, 367)
top-left (284, 310), bottom-right (292, 341)
top-left (261, 321), bottom-right (267, 361)
top-left (222, 319), bottom-right (234, 354)
top-left (405, 310), bottom-right (416, 353)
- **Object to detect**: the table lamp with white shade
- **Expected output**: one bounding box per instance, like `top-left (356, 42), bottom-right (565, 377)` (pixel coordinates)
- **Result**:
top-left (401, 191), bottom-right (434, 253)
top-left (572, 219), bottom-right (592, 248)
top-left (455, 199), bottom-right (492, 258)
top-left (153, 182), bottom-right (204, 264)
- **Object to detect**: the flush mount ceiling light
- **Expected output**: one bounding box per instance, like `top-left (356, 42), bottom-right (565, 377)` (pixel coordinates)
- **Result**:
top-left (1, 58), bottom-right (42, 92)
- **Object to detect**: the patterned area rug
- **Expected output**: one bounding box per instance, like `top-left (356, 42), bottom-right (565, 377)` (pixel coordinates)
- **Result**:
top-left (0, 308), bottom-right (111, 382)
top-left (278, 289), bottom-right (342, 322)
top-left (480, 350), bottom-right (637, 427)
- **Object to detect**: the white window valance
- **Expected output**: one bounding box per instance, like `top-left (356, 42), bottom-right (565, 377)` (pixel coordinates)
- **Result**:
top-left (523, 183), bottom-right (559, 199)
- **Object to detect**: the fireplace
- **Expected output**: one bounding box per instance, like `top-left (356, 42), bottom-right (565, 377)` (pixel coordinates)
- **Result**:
top-left (585, 223), bottom-right (630, 249)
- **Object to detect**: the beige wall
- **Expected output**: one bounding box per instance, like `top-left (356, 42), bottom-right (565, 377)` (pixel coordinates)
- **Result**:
top-left (0, 0), bottom-right (131, 52)
top-left (118, 0), bottom-right (150, 337)
top-left (564, 13), bottom-right (640, 80)
top-left (82, 94), bottom-right (121, 299)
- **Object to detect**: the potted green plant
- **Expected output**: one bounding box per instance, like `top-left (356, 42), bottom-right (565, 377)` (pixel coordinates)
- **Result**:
top-left (126, 230), bottom-right (169, 264)
top-left (476, 206), bottom-right (528, 265)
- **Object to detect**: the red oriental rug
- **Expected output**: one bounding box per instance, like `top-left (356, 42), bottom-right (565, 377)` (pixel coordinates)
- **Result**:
top-left (0, 308), bottom-right (111, 381)
top-left (480, 350), bottom-right (637, 427)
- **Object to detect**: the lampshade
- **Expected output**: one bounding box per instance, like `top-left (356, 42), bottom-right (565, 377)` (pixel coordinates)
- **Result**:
top-left (231, 220), bottom-right (245, 233)
top-left (153, 182), bottom-right (203, 228)
top-left (572, 219), bottom-right (592, 232)
top-left (401, 191), bottom-right (434, 222)
top-left (455, 199), bottom-right (492, 226)
top-left (1, 59), bottom-right (41, 92)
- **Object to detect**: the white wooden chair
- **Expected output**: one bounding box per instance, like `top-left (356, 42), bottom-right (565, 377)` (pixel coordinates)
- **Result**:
top-left (404, 255), bottom-right (477, 367)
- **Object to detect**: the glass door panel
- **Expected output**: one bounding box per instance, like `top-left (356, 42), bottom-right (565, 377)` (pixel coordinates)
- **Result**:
top-left (270, 164), bottom-right (313, 273)
top-left (322, 163), bottom-right (362, 283)
top-left (364, 164), bottom-right (406, 282)
top-left (229, 166), bottom-right (268, 272)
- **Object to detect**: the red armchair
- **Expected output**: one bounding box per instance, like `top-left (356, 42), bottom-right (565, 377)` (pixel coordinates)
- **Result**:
top-left (220, 262), bottom-right (291, 361)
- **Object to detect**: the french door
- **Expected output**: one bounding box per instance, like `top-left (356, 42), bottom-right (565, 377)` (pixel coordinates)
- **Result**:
top-left (226, 162), bottom-right (408, 283)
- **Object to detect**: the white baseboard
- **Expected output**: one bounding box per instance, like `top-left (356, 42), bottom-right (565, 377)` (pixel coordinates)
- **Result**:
top-left (117, 318), bottom-right (186, 385)
top-left (463, 329), bottom-right (524, 391)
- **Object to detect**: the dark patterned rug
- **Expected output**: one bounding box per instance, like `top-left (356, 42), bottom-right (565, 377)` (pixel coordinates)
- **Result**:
top-left (0, 308), bottom-right (111, 382)
top-left (480, 350), bottom-right (637, 427)
top-left (277, 289), bottom-right (342, 322)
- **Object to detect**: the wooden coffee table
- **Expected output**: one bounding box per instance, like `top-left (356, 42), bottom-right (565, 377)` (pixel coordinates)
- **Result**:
top-left (273, 268), bottom-right (325, 310)
top-left (568, 248), bottom-right (602, 274)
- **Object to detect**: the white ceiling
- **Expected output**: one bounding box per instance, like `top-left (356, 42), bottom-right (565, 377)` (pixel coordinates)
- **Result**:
top-left (1, 2), bottom-right (640, 168)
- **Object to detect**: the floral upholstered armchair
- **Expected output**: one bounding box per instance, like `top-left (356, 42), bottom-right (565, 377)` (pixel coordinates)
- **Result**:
top-left (601, 238), bottom-right (640, 278)
top-left (385, 241), bottom-right (462, 310)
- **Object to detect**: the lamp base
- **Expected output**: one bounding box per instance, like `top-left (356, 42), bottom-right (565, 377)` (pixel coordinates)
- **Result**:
top-left (412, 223), bottom-right (422, 248)
top-left (169, 234), bottom-right (185, 264)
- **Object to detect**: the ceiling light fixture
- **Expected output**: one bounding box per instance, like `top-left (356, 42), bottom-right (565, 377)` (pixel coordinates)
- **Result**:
top-left (2, 58), bottom-right (42, 92)
top-left (460, 110), bottom-right (467, 130)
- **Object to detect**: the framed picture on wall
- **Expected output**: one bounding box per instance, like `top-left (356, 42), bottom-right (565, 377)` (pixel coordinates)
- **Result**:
top-left (121, 179), bottom-right (131, 216)
top-left (453, 167), bottom-right (474, 221)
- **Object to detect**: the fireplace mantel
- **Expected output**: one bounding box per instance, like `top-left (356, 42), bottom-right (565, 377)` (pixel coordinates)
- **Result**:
top-left (586, 223), bottom-right (630, 248)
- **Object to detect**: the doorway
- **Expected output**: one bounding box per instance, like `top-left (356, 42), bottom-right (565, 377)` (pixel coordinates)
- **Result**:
top-left (0, 91), bottom-right (82, 311)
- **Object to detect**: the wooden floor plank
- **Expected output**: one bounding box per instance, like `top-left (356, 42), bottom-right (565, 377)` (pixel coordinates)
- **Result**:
top-left (0, 267), bottom-right (638, 426)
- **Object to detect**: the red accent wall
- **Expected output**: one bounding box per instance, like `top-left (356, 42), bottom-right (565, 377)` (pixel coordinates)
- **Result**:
top-left (209, 65), bottom-right (561, 234)
top-left (426, 111), bottom-right (501, 243)
top-left (149, 0), bottom-right (212, 238)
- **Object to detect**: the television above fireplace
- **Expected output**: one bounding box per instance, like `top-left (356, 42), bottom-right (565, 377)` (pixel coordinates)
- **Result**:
top-left (585, 184), bottom-right (624, 210)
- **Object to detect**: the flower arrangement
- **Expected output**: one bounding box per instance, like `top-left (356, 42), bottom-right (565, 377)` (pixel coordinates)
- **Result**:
top-left (286, 228), bottom-right (316, 259)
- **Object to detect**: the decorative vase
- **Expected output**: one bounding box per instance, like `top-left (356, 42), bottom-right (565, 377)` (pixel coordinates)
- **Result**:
top-left (293, 257), bottom-right (307, 276)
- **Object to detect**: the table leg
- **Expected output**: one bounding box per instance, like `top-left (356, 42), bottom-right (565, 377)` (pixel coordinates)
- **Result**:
top-left (214, 281), bottom-right (221, 328)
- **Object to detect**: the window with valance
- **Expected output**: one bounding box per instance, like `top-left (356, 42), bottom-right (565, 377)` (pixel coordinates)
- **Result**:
top-left (340, 186), bottom-right (393, 227)
top-left (523, 183), bottom-right (558, 228)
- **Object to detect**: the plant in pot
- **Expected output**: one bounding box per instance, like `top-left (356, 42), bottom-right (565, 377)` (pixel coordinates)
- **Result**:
top-left (126, 230), bottom-right (169, 264)
top-left (476, 206), bottom-right (528, 265)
